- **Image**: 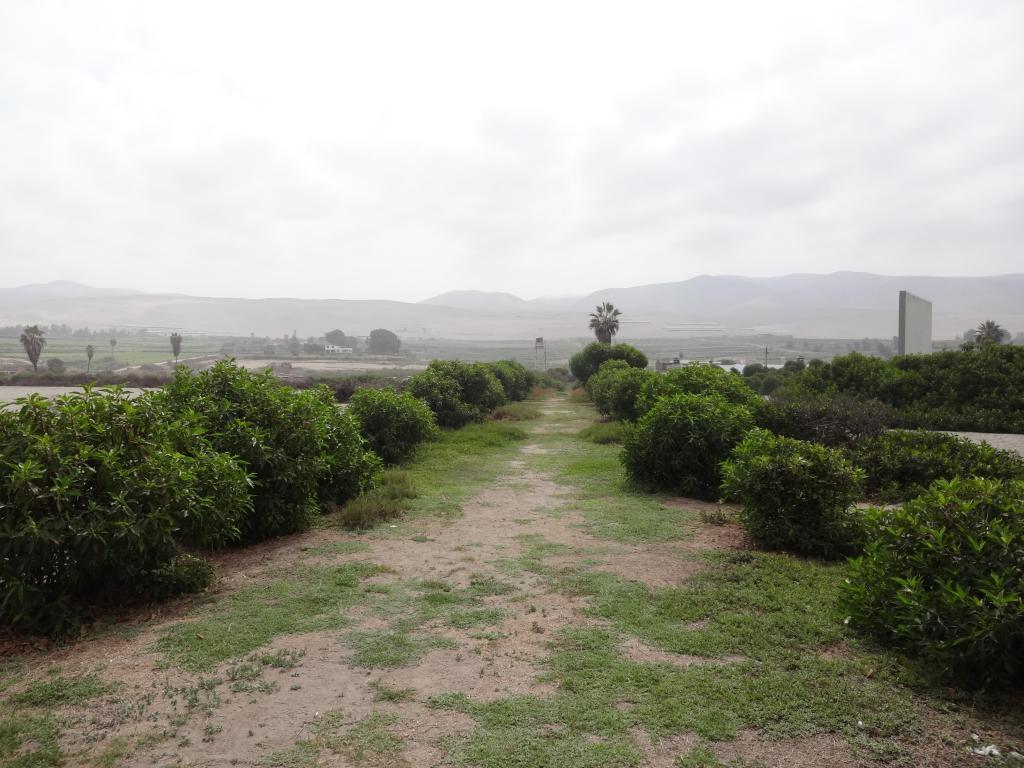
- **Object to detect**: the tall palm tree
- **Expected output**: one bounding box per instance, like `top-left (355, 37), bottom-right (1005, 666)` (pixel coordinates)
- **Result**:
top-left (109, 337), bottom-right (117, 361)
top-left (19, 325), bottom-right (46, 373)
top-left (975, 320), bottom-right (1010, 347)
top-left (170, 332), bottom-right (183, 364)
top-left (85, 344), bottom-right (95, 372)
top-left (588, 302), bottom-right (622, 344)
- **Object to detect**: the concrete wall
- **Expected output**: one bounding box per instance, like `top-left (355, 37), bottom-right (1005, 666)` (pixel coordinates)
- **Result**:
top-left (898, 290), bottom-right (933, 355)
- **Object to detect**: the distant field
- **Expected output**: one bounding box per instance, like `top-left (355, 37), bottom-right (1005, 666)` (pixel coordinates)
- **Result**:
top-left (0, 335), bottom-right (225, 369)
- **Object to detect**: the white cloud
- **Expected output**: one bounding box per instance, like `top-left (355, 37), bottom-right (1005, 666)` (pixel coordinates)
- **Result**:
top-left (0, 0), bottom-right (1021, 301)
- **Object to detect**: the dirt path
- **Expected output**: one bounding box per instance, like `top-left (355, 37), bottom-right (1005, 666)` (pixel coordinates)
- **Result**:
top-left (6, 396), bottom-right (1017, 768)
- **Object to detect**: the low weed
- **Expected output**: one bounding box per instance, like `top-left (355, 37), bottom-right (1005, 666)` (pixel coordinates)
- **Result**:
top-left (268, 710), bottom-right (407, 768)
top-left (345, 630), bottom-right (456, 668)
top-left (336, 470), bottom-right (418, 528)
top-left (10, 672), bottom-right (111, 707)
top-left (491, 402), bottom-right (541, 421)
top-left (370, 680), bottom-right (417, 702)
top-left (157, 563), bottom-right (388, 671)
top-left (0, 711), bottom-right (62, 767)
top-left (578, 421), bottom-right (624, 444)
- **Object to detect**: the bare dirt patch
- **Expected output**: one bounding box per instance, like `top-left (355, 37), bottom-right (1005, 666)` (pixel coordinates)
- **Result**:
top-left (711, 729), bottom-right (867, 768)
top-left (620, 638), bottom-right (745, 668)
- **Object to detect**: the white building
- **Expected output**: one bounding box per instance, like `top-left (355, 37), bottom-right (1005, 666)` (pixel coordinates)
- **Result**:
top-left (325, 344), bottom-right (353, 354)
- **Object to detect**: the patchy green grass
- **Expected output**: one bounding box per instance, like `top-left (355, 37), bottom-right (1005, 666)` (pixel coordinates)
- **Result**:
top-left (156, 562), bottom-right (389, 671)
top-left (370, 680), bottom-right (417, 702)
top-left (431, 532), bottom-right (938, 766)
top-left (0, 711), bottom-right (62, 768)
top-left (10, 672), bottom-right (111, 707)
top-left (556, 551), bottom-right (849, 661)
top-left (492, 402), bottom-right (542, 421)
top-left (267, 709), bottom-right (407, 768)
top-left (445, 607), bottom-right (506, 629)
top-left (578, 421), bottom-right (624, 444)
top-left (346, 630), bottom-right (456, 668)
top-left (522, 403), bottom-right (696, 543)
top-left (329, 420), bottom-right (527, 530)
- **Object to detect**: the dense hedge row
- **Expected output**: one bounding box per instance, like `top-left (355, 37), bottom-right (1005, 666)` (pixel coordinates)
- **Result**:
top-left (0, 362), bottom-right (382, 634)
top-left (582, 352), bottom-right (1023, 685)
top-left (781, 346), bottom-right (1024, 433)
top-left (842, 478), bottom-right (1024, 686)
top-left (0, 357), bottom-right (538, 636)
top-left (851, 430), bottom-right (1024, 503)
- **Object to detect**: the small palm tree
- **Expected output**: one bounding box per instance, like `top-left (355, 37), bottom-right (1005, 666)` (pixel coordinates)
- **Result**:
top-left (85, 344), bottom-right (95, 372)
top-left (109, 337), bottom-right (117, 360)
top-left (170, 332), bottom-right (183, 364)
top-left (19, 325), bottom-right (46, 373)
top-left (588, 302), bottom-right (622, 344)
top-left (975, 320), bottom-right (1010, 347)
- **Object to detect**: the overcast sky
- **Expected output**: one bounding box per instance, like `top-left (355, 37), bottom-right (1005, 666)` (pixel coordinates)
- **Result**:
top-left (1, 1), bottom-right (1022, 302)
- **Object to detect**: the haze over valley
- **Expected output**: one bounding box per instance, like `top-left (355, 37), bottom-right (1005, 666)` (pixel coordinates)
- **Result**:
top-left (3, 272), bottom-right (1022, 341)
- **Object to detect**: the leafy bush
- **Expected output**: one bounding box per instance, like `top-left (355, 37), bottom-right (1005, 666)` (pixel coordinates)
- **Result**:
top-left (486, 360), bottom-right (536, 402)
top-left (841, 478), bottom-right (1024, 686)
top-left (568, 342), bottom-right (648, 384)
top-left (0, 388), bottom-right (250, 634)
top-left (786, 346), bottom-right (1024, 433)
top-left (348, 388), bottom-right (438, 465)
top-left (585, 359), bottom-right (629, 403)
top-left (407, 360), bottom-right (505, 428)
top-left (156, 362), bottom-right (378, 542)
top-left (622, 393), bottom-right (755, 499)
top-left (405, 368), bottom-right (473, 428)
top-left (851, 430), bottom-right (1024, 503)
top-left (721, 430), bottom-right (865, 558)
top-left (758, 392), bottom-right (893, 448)
top-left (636, 364), bottom-right (762, 417)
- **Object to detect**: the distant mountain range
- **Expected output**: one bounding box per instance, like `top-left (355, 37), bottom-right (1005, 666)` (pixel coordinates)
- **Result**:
top-left (2, 273), bottom-right (1023, 340)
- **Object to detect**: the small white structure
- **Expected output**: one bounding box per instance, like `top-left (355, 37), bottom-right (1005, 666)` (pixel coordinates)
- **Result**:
top-left (898, 290), bottom-right (933, 355)
top-left (325, 344), bottom-right (353, 354)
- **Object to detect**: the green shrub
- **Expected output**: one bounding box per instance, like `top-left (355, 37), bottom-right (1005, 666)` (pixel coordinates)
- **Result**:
top-left (841, 478), bottom-right (1024, 686)
top-left (348, 388), bottom-right (438, 465)
top-left (407, 360), bottom-right (505, 428)
top-left (785, 346), bottom-right (1024, 433)
top-left (568, 342), bottom-right (648, 384)
top-left (721, 430), bottom-right (865, 558)
top-left (758, 392), bottom-right (893, 448)
top-left (636, 364), bottom-right (762, 417)
top-left (585, 360), bottom-right (656, 422)
top-left (621, 393), bottom-right (755, 499)
top-left (584, 360), bottom-right (630, 402)
top-left (156, 362), bottom-right (378, 541)
top-left (850, 430), bottom-right (1024, 503)
top-left (486, 360), bottom-right (537, 402)
top-left (0, 388), bottom-right (250, 635)
top-left (405, 368), bottom-right (474, 428)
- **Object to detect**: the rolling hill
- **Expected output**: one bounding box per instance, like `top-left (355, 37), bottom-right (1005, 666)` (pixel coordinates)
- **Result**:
top-left (1, 274), bottom-right (1022, 340)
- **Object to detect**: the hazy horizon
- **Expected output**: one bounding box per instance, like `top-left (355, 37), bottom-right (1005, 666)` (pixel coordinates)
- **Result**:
top-left (3, 2), bottom-right (1023, 303)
